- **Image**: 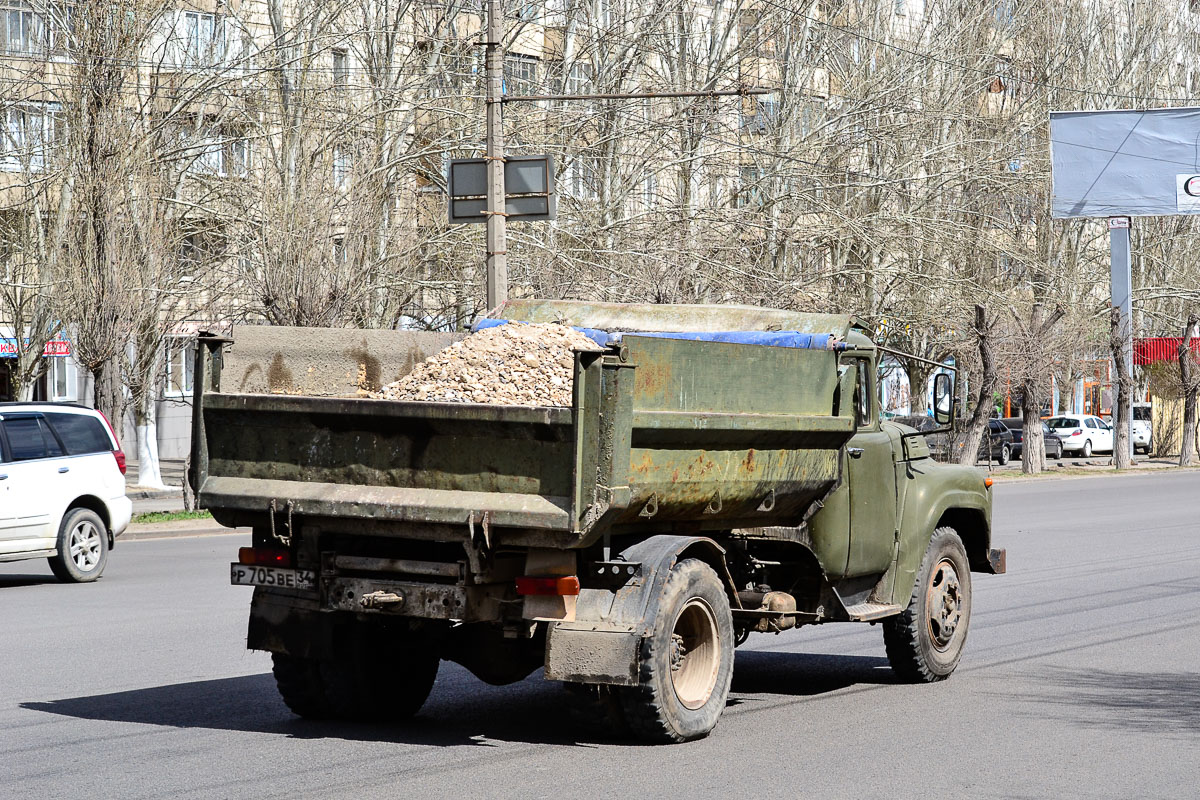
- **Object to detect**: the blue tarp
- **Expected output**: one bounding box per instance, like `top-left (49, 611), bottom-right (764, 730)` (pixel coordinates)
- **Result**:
top-left (472, 319), bottom-right (842, 350)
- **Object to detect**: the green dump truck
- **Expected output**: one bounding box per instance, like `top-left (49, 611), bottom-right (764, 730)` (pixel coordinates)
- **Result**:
top-left (191, 300), bottom-right (1004, 743)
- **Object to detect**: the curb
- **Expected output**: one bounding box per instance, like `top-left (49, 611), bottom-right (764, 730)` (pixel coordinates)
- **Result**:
top-left (120, 522), bottom-right (248, 541)
top-left (987, 464), bottom-right (1200, 484)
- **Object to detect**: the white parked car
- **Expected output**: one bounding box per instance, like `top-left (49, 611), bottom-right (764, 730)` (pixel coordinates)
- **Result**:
top-left (1045, 414), bottom-right (1114, 458)
top-left (1132, 402), bottom-right (1153, 454)
top-left (0, 403), bottom-right (131, 582)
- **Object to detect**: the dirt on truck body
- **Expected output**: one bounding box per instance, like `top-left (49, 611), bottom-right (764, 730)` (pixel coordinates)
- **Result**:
top-left (193, 300), bottom-right (1005, 743)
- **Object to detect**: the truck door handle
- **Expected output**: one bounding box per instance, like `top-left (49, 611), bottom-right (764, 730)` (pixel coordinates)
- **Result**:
top-left (58, 466), bottom-right (70, 473)
top-left (847, 447), bottom-right (864, 459)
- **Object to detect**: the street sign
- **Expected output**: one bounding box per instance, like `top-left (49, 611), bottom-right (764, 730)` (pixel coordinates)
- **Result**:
top-left (448, 155), bottom-right (556, 224)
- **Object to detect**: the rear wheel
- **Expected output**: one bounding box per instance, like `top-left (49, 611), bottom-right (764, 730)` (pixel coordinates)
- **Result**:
top-left (1055, 442), bottom-right (1063, 460)
top-left (1082, 439), bottom-right (1092, 458)
top-left (273, 635), bottom-right (439, 721)
top-left (48, 508), bottom-right (109, 583)
top-left (997, 444), bottom-right (1010, 466)
top-left (618, 558), bottom-right (734, 743)
top-left (884, 528), bottom-right (972, 682)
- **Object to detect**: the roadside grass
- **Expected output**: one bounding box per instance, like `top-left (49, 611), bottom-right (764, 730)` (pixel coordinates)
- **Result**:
top-left (132, 509), bottom-right (213, 524)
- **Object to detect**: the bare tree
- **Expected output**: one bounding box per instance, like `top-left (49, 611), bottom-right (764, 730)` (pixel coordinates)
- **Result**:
top-left (958, 305), bottom-right (997, 465)
top-left (1180, 314), bottom-right (1199, 467)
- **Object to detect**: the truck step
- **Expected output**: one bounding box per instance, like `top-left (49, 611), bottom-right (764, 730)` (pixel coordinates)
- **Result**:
top-left (843, 602), bottom-right (903, 622)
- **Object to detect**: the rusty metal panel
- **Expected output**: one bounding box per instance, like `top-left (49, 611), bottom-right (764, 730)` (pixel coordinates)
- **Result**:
top-left (222, 325), bottom-right (465, 396)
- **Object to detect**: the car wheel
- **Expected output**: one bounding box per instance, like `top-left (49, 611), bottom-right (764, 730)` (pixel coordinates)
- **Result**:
top-left (1055, 442), bottom-right (1063, 460)
top-left (1082, 439), bottom-right (1092, 458)
top-left (617, 558), bottom-right (734, 743)
top-left (883, 528), bottom-right (972, 682)
top-left (997, 444), bottom-right (1010, 466)
top-left (48, 508), bottom-right (109, 583)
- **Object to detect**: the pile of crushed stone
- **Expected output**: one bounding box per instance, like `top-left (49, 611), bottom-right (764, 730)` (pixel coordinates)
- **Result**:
top-left (372, 322), bottom-right (605, 406)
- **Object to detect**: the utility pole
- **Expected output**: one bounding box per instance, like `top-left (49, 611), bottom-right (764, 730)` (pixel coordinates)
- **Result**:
top-left (485, 0), bottom-right (507, 309)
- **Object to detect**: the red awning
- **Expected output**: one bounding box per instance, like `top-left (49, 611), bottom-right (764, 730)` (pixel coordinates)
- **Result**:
top-left (1134, 337), bottom-right (1200, 366)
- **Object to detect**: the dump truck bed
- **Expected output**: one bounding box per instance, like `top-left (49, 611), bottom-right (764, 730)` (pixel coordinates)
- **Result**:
top-left (195, 317), bottom-right (860, 549)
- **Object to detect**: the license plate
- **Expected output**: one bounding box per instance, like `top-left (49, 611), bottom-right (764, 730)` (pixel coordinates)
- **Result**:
top-left (230, 563), bottom-right (316, 591)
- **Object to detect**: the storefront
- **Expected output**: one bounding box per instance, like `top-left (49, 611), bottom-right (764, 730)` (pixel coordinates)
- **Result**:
top-left (0, 332), bottom-right (80, 402)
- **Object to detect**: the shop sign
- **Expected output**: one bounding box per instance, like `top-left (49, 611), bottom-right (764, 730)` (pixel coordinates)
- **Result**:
top-left (0, 339), bottom-right (71, 357)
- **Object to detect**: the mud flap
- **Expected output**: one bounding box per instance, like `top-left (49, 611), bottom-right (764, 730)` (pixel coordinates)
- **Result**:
top-left (545, 623), bottom-right (641, 685)
top-left (542, 534), bottom-right (732, 686)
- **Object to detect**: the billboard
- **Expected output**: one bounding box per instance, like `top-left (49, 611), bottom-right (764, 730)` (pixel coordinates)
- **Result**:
top-left (1050, 107), bottom-right (1200, 218)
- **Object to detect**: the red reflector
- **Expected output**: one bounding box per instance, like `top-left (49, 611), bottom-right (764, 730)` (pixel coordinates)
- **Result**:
top-left (515, 576), bottom-right (581, 596)
top-left (238, 547), bottom-right (292, 567)
top-left (113, 449), bottom-right (127, 476)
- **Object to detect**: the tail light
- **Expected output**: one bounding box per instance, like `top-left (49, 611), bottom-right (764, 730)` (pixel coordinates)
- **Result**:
top-left (516, 576), bottom-right (581, 596)
top-left (1071, 429), bottom-right (1082, 437)
top-left (96, 410), bottom-right (127, 475)
top-left (238, 547), bottom-right (292, 567)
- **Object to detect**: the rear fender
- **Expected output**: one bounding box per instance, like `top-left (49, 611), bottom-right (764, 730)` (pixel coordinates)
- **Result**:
top-left (544, 535), bottom-right (735, 686)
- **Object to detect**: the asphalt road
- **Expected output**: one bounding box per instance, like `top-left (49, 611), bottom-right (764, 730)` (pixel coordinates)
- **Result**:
top-left (3, 472), bottom-right (1199, 800)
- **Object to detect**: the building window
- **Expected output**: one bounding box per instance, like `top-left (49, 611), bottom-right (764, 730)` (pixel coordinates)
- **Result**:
top-left (504, 53), bottom-right (538, 96)
top-left (182, 11), bottom-right (225, 67)
top-left (564, 62), bottom-right (591, 95)
top-left (332, 48), bottom-right (348, 88)
top-left (164, 337), bottom-right (195, 397)
top-left (1, 104), bottom-right (60, 171)
top-left (563, 156), bottom-right (597, 200)
top-left (1, 1), bottom-right (48, 55)
top-left (186, 131), bottom-right (251, 177)
top-left (737, 165), bottom-right (764, 207)
top-left (47, 356), bottom-right (71, 400)
top-left (643, 171), bottom-right (657, 209)
top-left (332, 146), bottom-right (351, 188)
top-left (516, 0), bottom-right (540, 22)
top-left (742, 95), bottom-right (780, 134)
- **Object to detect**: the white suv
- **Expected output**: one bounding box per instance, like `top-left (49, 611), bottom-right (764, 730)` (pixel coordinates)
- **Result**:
top-left (0, 403), bottom-right (131, 582)
top-left (1046, 414), bottom-right (1114, 458)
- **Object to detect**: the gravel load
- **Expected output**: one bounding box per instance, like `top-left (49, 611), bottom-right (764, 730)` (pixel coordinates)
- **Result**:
top-left (372, 322), bottom-right (605, 406)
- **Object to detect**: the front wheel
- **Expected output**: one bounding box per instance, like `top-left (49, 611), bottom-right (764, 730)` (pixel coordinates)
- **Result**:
top-left (883, 528), bottom-right (973, 682)
top-left (618, 558), bottom-right (734, 743)
top-left (1055, 442), bottom-right (1063, 460)
top-left (997, 444), bottom-right (1010, 466)
top-left (48, 508), bottom-right (109, 583)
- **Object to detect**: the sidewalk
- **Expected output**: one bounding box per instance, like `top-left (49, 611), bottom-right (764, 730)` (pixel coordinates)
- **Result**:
top-left (126, 457), bottom-right (188, 514)
top-left (986, 455), bottom-right (1200, 482)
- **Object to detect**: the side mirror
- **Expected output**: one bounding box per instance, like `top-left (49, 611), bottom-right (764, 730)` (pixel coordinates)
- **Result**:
top-left (933, 373), bottom-right (954, 426)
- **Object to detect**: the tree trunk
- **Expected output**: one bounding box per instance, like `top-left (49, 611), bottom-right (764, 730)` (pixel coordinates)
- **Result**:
top-left (92, 355), bottom-right (128, 446)
top-left (906, 359), bottom-right (931, 416)
top-left (134, 392), bottom-right (165, 490)
top-left (958, 305), bottom-right (996, 466)
top-left (1180, 314), bottom-right (1199, 467)
top-left (1021, 382), bottom-right (1045, 474)
top-left (1110, 307), bottom-right (1133, 469)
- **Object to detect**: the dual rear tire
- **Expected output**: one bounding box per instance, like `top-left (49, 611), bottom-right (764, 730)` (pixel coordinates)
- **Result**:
top-left (272, 633), bottom-right (439, 721)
